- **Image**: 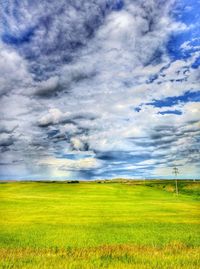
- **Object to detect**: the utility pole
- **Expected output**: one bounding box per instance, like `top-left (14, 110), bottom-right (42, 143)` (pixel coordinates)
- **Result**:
top-left (173, 167), bottom-right (179, 195)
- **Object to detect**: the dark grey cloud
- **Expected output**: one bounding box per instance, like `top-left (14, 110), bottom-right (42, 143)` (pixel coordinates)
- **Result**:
top-left (0, 135), bottom-right (14, 147)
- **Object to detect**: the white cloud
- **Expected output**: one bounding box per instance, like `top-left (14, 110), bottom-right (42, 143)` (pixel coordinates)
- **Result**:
top-left (0, 42), bottom-right (31, 96)
top-left (39, 156), bottom-right (101, 170)
top-left (0, 0), bottom-right (199, 179)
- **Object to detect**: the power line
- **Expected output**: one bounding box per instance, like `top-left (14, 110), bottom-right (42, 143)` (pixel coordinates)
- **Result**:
top-left (172, 167), bottom-right (179, 195)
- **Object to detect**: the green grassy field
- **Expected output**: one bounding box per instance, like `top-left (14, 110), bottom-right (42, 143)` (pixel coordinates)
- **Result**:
top-left (0, 180), bottom-right (199, 268)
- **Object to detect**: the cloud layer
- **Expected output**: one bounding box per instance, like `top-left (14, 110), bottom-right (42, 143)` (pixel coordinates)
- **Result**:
top-left (0, 0), bottom-right (199, 180)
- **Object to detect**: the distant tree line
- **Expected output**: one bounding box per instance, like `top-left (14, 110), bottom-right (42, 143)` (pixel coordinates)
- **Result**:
top-left (67, 180), bottom-right (80, 184)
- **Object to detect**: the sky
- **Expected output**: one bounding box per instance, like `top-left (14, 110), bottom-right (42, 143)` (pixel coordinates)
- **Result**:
top-left (0, 0), bottom-right (199, 180)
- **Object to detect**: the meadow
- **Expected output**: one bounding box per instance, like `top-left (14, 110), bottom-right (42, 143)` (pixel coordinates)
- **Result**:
top-left (0, 180), bottom-right (199, 268)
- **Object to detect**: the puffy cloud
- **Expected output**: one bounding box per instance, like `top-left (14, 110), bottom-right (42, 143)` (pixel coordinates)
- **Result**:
top-left (0, 0), bottom-right (199, 179)
top-left (34, 76), bottom-right (60, 97)
top-left (0, 133), bottom-right (14, 147)
top-left (38, 108), bottom-right (65, 127)
top-left (0, 42), bottom-right (32, 96)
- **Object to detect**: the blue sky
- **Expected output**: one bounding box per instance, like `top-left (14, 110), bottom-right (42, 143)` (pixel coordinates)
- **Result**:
top-left (0, 0), bottom-right (199, 180)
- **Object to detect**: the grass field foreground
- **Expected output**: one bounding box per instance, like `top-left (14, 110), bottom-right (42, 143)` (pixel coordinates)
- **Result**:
top-left (0, 180), bottom-right (199, 268)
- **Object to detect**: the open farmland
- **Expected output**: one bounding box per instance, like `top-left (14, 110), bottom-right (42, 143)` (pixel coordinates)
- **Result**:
top-left (0, 180), bottom-right (199, 268)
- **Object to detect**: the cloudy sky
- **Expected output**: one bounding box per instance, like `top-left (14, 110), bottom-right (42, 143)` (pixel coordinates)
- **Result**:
top-left (0, 0), bottom-right (199, 180)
